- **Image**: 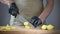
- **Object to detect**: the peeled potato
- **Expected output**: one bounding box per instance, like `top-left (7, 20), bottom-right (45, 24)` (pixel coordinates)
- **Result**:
top-left (11, 27), bottom-right (16, 30)
top-left (41, 25), bottom-right (47, 30)
top-left (5, 24), bottom-right (11, 30)
top-left (47, 24), bottom-right (54, 30)
top-left (5, 27), bottom-right (11, 30)
top-left (24, 21), bottom-right (29, 26)
top-left (25, 25), bottom-right (30, 29)
top-left (0, 27), bottom-right (5, 30)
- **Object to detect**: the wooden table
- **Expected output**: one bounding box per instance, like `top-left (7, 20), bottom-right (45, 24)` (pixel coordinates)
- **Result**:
top-left (0, 28), bottom-right (60, 34)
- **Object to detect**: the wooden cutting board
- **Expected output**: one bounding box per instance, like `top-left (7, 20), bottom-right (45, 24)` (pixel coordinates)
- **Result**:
top-left (0, 28), bottom-right (60, 34)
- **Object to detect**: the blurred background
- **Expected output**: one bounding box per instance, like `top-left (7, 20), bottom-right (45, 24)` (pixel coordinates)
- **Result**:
top-left (0, 0), bottom-right (60, 29)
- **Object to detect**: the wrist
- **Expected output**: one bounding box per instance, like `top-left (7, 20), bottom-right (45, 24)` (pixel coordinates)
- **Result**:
top-left (38, 16), bottom-right (46, 23)
top-left (30, 16), bottom-right (42, 27)
top-left (8, 1), bottom-right (15, 7)
top-left (8, 1), bottom-right (14, 5)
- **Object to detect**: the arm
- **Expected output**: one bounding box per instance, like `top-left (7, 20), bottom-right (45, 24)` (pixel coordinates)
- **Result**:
top-left (0, 0), bottom-right (13, 5)
top-left (39, 0), bottom-right (54, 23)
top-left (0, 0), bottom-right (19, 26)
top-left (29, 0), bottom-right (54, 27)
top-left (0, 0), bottom-right (19, 17)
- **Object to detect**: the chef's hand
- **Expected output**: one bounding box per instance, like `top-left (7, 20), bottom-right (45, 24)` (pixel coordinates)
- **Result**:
top-left (30, 16), bottom-right (42, 27)
top-left (9, 2), bottom-right (19, 17)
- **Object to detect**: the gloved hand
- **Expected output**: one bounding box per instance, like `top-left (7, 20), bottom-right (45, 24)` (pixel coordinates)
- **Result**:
top-left (30, 16), bottom-right (42, 27)
top-left (9, 2), bottom-right (19, 17)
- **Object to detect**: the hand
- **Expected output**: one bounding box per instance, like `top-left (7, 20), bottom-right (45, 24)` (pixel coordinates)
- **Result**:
top-left (29, 16), bottom-right (42, 27)
top-left (9, 2), bottom-right (19, 17)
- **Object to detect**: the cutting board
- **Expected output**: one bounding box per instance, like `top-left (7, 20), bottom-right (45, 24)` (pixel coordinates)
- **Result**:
top-left (0, 27), bottom-right (60, 34)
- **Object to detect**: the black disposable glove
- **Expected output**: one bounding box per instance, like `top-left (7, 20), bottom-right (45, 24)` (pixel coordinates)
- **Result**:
top-left (30, 16), bottom-right (42, 27)
top-left (9, 2), bottom-right (19, 18)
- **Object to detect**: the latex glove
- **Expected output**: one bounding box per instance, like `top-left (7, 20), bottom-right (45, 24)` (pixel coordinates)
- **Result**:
top-left (30, 16), bottom-right (42, 27)
top-left (9, 2), bottom-right (19, 17)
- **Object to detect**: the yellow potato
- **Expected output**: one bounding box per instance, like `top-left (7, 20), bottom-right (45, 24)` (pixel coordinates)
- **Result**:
top-left (47, 24), bottom-right (54, 30)
top-left (5, 27), bottom-right (11, 30)
top-left (24, 21), bottom-right (29, 26)
top-left (25, 25), bottom-right (30, 29)
top-left (0, 27), bottom-right (5, 30)
top-left (5, 24), bottom-right (11, 30)
top-left (11, 27), bottom-right (16, 30)
top-left (41, 25), bottom-right (47, 30)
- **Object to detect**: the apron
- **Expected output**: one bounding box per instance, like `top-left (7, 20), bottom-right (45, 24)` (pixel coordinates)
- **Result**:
top-left (11, 0), bottom-right (43, 28)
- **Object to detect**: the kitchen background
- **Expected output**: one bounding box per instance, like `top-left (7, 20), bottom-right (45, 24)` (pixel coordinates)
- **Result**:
top-left (0, 0), bottom-right (60, 29)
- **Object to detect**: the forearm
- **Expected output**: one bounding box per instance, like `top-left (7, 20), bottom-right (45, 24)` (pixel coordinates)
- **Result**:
top-left (39, 0), bottom-right (54, 23)
top-left (0, 0), bottom-right (14, 5)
